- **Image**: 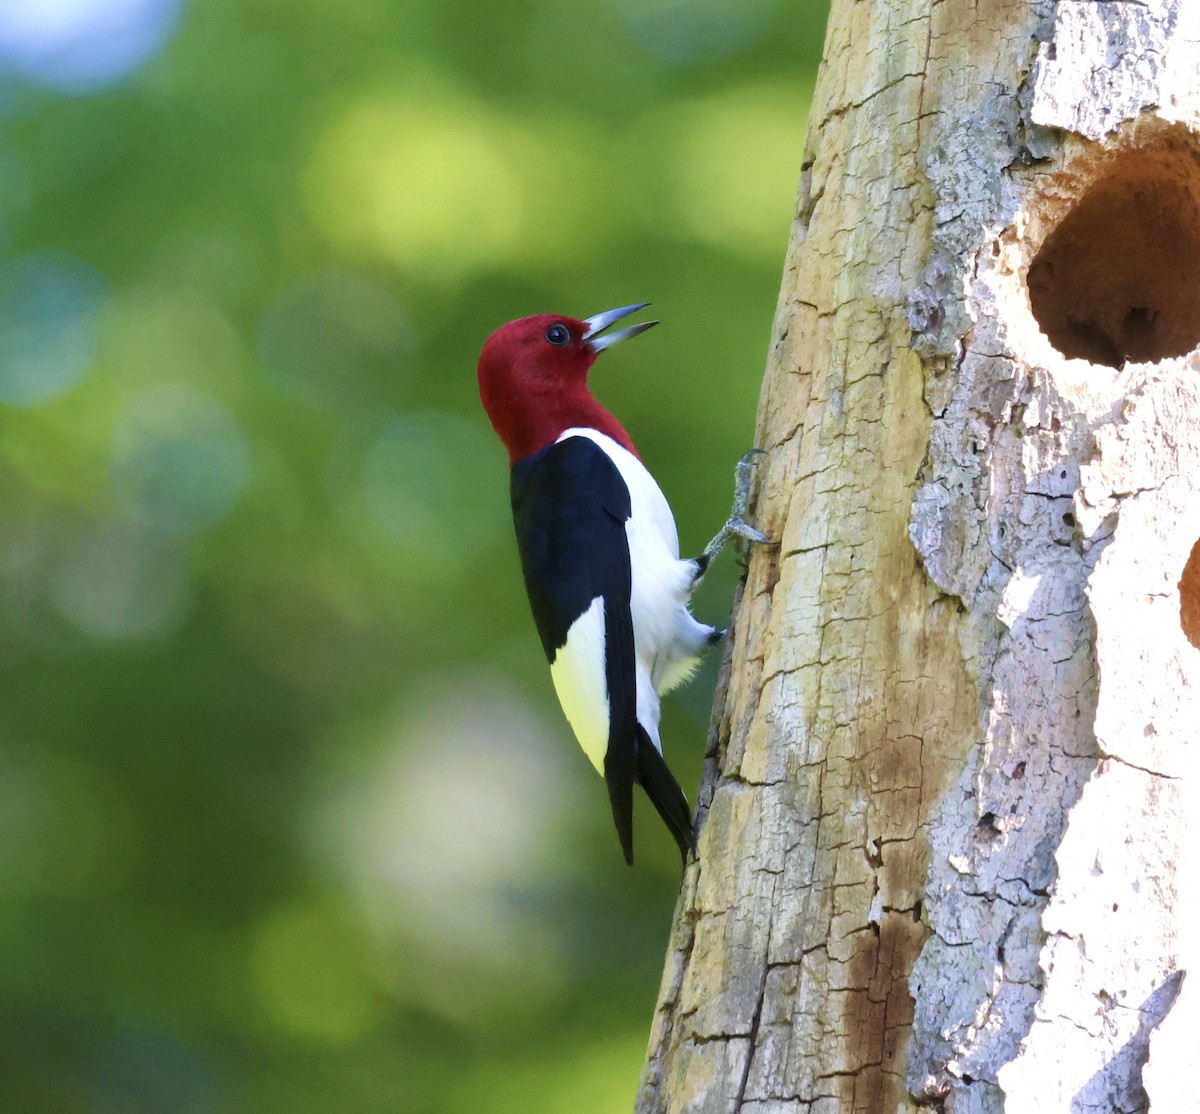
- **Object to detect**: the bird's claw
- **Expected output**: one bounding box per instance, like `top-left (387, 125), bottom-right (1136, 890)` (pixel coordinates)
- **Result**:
top-left (732, 448), bottom-right (768, 514)
top-left (726, 516), bottom-right (771, 546)
top-left (699, 517), bottom-right (771, 568)
top-left (694, 450), bottom-right (774, 578)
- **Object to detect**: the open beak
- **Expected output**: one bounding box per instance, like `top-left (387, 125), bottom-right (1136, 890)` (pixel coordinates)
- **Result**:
top-left (583, 302), bottom-right (658, 353)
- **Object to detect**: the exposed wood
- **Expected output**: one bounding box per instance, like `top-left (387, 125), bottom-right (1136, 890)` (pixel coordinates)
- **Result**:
top-left (638, 3), bottom-right (1199, 1112)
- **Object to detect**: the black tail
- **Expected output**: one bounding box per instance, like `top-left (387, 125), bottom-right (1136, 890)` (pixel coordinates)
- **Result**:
top-left (636, 725), bottom-right (696, 867)
top-left (604, 738), bottom-right (636, 867)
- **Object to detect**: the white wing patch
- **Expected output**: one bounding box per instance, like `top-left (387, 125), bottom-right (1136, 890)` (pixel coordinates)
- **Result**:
top-left (550, 595), bottom-right (609, 774)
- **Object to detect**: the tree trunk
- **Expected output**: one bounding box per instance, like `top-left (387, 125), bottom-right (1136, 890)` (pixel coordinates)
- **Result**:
top-left (638, 3), bottom-right (1199, 1112)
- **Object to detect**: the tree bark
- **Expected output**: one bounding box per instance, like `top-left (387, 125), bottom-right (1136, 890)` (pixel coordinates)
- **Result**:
top-left (638, 3), bottom-right (1199, 1112)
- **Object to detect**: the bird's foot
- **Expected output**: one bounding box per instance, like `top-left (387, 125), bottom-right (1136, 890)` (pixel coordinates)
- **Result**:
top-left (691, 450), bottom-right (773, 584)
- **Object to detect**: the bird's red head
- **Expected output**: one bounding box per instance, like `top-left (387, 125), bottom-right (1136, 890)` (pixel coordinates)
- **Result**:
top-left (477, 303), bottom-right (657, 465)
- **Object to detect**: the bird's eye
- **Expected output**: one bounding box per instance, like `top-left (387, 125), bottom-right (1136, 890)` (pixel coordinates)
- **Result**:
top-left (544, 323), bottom-right (572, 346)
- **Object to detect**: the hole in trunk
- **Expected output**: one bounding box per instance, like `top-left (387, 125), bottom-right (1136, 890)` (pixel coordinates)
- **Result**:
top-left (1180, 536), bottom-right (1200, 650)
top-left (1027, 150), bottom-right (1200, 368)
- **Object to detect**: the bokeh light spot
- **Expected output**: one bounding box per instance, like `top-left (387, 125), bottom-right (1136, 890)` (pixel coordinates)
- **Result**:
top-left (48, 519), bottom-right (189, 641)
top-left (304, 85), bottom-right (603, 281)
top-left (0, 0), bottom-right (187, 91)
top-left (613, 0), bottom-right (777, 65)
top-left (306, 93), bottom-right (523, 280)
top-left (100, 288), bottom-right (245, 393)
top-left (110, 384), bottom-right (251, 535)
top-left (621, 83), bottom-right (807, 259)
top-left (258, 271), bottom-right (412, 407)
top-left (0, 251), bottom-right (107, 406)
top-left (252, 903), bottom-right (380, 1043)
top-left (90, 1027), bottom-right (219, 1114)
top-left (316, 675), bottom-right (583, 1024)
top-left (337, 409), bottom-right (504, 567)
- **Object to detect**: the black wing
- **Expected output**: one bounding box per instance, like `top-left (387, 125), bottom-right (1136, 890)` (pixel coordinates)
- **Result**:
top-left (510, 436), bottom-right (640, 863)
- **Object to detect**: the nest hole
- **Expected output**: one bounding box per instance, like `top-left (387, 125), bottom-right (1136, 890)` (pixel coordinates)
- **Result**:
top-left (1180, 536), bottom-right (1200, 650)
top-left (1027, 149), bottom-right (1200, 368)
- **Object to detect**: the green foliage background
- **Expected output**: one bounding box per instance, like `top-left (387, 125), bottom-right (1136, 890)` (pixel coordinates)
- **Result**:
top-left (0, 0), bottom-right (828, 1109)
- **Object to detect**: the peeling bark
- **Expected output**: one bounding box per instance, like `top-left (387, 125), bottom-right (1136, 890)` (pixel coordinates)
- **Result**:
top-left (637, 3), bottom-right (1198, 1113)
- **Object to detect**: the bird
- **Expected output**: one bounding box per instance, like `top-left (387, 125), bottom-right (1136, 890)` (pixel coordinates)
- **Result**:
top-left (477, 303), bottom-right (769, 865)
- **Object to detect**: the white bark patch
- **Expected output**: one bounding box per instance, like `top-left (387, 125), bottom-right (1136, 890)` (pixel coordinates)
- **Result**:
top-left (1018, 369), bottom-right (1200, 1114)
top-left (910, 118), bottom-right (1200, 1111)
top-left (1030, 1), bottom-right (1189, 141)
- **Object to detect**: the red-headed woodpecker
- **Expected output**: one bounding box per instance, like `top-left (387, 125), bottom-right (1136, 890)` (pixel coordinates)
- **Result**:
top-left (477, 303), bottom-right (769, 865)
